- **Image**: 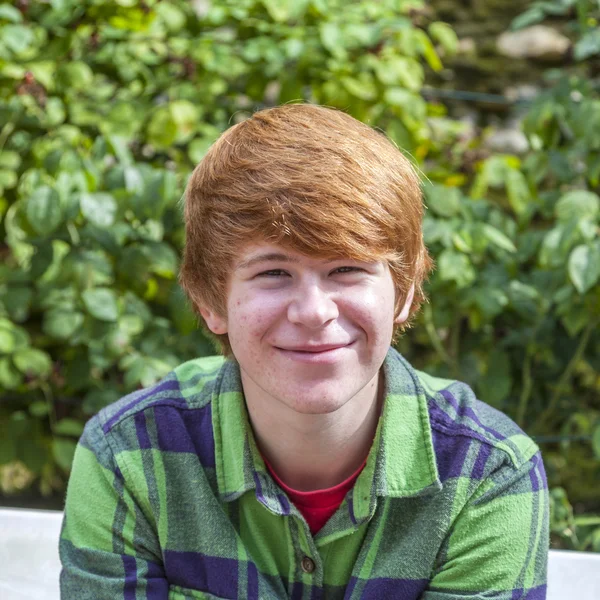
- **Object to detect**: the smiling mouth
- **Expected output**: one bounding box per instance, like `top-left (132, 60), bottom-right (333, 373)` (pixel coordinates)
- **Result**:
top-left (275, 343), bottom-right (353, 353)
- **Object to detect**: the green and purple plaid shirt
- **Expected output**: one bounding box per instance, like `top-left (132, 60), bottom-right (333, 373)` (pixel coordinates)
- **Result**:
top-left (60, 348), bottom-right (549, 599)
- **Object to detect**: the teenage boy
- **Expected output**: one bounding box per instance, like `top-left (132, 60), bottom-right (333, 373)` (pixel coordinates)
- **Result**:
top-left (60, 104), bottom-right (549, 599)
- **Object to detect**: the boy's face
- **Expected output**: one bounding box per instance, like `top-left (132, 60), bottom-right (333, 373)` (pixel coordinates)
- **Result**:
top-left (201, 242), bottom-right (413, 415)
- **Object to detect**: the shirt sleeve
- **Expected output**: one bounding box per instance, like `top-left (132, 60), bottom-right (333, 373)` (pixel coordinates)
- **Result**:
top-left (59, 415), bottom-right (169, 599)
top-left (422, 451), bottom-right (549, 600)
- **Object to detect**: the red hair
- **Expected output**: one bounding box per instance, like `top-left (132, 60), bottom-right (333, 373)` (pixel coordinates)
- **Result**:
top-left (180, 104), bottom-right (432, 353)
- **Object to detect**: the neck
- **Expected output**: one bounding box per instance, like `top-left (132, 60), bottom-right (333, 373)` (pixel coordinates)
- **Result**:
top-left (243, 370), bottom-right (384, 491)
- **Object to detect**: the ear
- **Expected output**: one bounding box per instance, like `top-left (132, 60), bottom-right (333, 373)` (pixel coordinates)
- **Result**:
top-left (198, 306), bottom-right (228, 335)
top-left (394, 284), bottom-right (415, 325)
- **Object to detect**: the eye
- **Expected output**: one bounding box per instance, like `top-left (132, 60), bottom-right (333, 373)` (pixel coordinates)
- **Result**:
top-left (332, 266), bottom-right (364, 275)
top-left (256, 269), bottom-right (289, 277)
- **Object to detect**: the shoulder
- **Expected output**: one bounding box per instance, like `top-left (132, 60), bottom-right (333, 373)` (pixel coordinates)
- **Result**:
top-left (80, 355), bottom-right (227, 456)
top-left (417, 368), bottom-right (539, 470)
top-left (389, 349), bottom-right (542, 485)
top-left (98, 355), bottom-right (225, 431)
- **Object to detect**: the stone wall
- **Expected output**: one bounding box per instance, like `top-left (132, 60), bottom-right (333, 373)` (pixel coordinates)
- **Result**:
top-left (431, 0), bottom-right (572, 96)
top-left (424, 0), bottom-right (575, 152)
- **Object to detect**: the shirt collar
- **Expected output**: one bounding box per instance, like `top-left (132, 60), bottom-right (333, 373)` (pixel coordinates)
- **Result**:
top-left (211, 348), bottom-right (441, 515)
top-left (350, 348), bottom-right (442, 522)
top-left (211, 360), bottom-right (289, 514)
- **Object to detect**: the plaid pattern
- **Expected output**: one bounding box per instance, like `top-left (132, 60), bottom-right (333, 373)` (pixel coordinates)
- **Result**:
top-left (60, 348), bottom-right (549, 599)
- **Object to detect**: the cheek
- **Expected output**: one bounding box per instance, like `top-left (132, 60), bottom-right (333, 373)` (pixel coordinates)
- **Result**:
top-left (351, 286), bottom-right (396, 339)
top-left (228, 297), bottom-right (276, 343)
top-left (356, 285), bottom-right (395, 317)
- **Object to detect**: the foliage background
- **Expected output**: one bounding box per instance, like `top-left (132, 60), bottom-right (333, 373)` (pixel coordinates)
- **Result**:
top-left (0, 0), bottom-right (599, 552)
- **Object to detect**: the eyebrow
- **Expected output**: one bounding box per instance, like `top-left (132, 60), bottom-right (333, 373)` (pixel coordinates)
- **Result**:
top-left (235, 252), bottom-right (300, 271)
top-left (235, 252), bottom-right (341, 271)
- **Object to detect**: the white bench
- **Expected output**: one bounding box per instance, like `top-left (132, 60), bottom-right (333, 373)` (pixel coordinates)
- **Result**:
top-left (1, 508), bottom-right (599, 599)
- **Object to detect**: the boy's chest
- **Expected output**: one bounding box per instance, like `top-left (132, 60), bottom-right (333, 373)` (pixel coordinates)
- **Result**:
top-left (158, 489), bottom-right (447, 600)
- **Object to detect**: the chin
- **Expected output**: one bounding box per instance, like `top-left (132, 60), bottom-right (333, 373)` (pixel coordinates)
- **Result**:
top-left (280, 388), bottom-right (354, 415)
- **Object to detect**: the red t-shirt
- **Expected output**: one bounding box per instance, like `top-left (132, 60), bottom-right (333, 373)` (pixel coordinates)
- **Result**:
top-left (263, 458), bottom-right (366, 535)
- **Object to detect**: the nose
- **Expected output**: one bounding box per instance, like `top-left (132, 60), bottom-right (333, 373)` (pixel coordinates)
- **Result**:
top-left (287, 283), bottom-right (339, 329)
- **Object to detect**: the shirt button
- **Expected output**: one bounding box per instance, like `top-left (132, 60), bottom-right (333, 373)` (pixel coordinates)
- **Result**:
top-left (301, 556), bottom-right (316, 574)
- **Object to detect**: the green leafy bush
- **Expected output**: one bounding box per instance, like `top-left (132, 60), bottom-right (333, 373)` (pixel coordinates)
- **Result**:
top-left (0, 0), bottom-right (453, 493)
top-left (0, 0), bottom-right (598, 550)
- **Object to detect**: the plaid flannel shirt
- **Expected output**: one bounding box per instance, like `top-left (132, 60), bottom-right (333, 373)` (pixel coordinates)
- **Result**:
top-left (60, 348), bottom-right (549, 599)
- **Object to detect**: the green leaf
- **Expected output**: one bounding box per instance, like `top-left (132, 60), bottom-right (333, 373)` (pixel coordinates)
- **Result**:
top-left (482, 224), bottom-right (517, 253)
top-left (539, 224), bottom-right (578, 268)
top-left (428, 22), bottom-right (458, 55)
top-left (469, 287), bottom-right (508, 320)
top-left (2, 285), bottom-right (33, 322)
top-left (374, 56), bottom-right (423, 91)
top-left (452, 231), bottom-right (472, 252)
top-left (80, 192), bottom-right (118, 228)
top-left (122, 354), bottom-right (172, 388)
top-left (438, 249), bottom-right (476, 288)
top-left (393, 58), bottom-right (423, 92)
top-left (82, 287), bottom-right (119, 322)
top-left (43, 309), bottom-right (84, 339)
top-left (155, 1), bottom-right (186, 32)
top-left (25, 186), bottom-right (63, 236)
top-left (508, 281), bottom-right (545, 317)
top-left (54, 418), bottom-right (84, 437)
top-left (2, 24), bottom-right (34, 54)
top-left (119, 314), bottom-right (144, 336)
top-left (562, 309), bottom-right (589, 337)
top-left (104, 102), bottom-right (141, 139)
top-left (555, 190), bottom-right (600, 222)
top-left (0, 4), bottom-right (23, 22)
top-left (511, 7), bottom-right (545, 30)
top-left (340, 75), bottom-right (377, 101)
top-left (568, 244), bottom-right (600, 294)
top-left (415, 30), bottom-right (443, 72)
top-left (13, 348), bottom-right (52, 377)
top-left (27, 61), bottom-right (56, 91)
top-left (42, 97), bottom-right (66, 127)
top-left (0, 327), bottom-right (15, 353)
top-left (52, 437), bottom-right (77, 471)
top-left (0, 357), bottom-right (22, 389)
top-left (30, 241), bottom-right (55, 279)
top-left (425, 184), bottom-right (462, 217)
top-left (505, 169), bottom-right (530, 215)
top-left (0, 168), bottom-right (17, 189)
top-left (385, 87), bottom-right (420, 110)
top-left (107, 135), bottom-right (134, 166)
top-left (574, 30), bottom-right (600, 61)
top-left (320, 22), bottom-right (346, 58)
top-left (0, 318), bottom-right (29, 354)
top-left (61, 61), bottom-right (94, 90)
top-left (261, 0), bottom-right (293, 22)
top-left (170, 100), bottom-right (200, 143)
top-left (105, 325), bottom-right (131, 357)
top-left (147, 107), bottom-right (177, 148)
top-left (0, 150), bottom-right (21, 170)
top-left (29, 400), bottom-right (49, 418)
top-left (144, 242), bottom-right (179, 278)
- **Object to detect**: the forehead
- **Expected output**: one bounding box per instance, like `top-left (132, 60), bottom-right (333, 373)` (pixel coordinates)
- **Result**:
top-left (233, 242), bottom-right (367, 271)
